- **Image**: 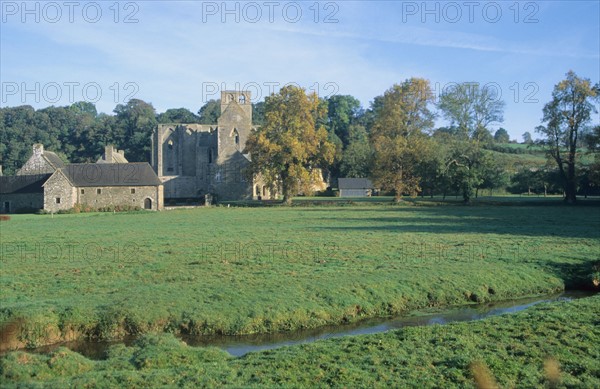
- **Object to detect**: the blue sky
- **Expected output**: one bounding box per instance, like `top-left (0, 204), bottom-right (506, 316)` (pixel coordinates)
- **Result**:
top-left (1, 0), bottom-right (599, 140)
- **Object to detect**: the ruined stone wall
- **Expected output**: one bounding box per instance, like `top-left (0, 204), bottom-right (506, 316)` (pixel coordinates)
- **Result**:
top-left (152, 91), bottom-right (258, 201)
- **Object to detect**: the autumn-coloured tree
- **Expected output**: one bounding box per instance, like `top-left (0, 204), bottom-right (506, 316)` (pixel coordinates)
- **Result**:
top-left (244, 86), bottom-right (335, 205)
top-left (370, 78), bottom-right (435, 201)
top-left (536, 71), bottom-right (599, 203)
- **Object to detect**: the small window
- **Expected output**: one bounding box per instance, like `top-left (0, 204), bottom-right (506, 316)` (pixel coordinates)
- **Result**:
top-left (131, 188), bottom-right (136, 194)
top-left (238, 94), bottom-right (246, 104)
top-left (55, 197), bottom-right (61, 204)
top-left (97, 188), bottom-right (102, 195)
top-left (233, 129), bottom-right (240, 146)
top-left (167, 167), bottom-right (174, 172)
top-left (81, 189), bottom-right (85, 194)
top-left (168, 140), bottom-right (174, 150)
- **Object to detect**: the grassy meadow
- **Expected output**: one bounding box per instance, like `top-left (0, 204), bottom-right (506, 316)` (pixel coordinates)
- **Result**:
top-left (0, 198), bottom-right (599, 386)
top-left (1, 198), bottom-right (598, 350)
top-left (1, 294), bottom-right (599, 387)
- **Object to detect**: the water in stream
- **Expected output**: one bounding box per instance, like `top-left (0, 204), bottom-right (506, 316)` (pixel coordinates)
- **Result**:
top-left (25, 291), bottom-right (596, 359)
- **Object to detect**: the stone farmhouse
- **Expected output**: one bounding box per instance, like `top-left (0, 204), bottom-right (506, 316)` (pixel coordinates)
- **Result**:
top-left (0, 144), bottom-right (163, 213)
top-left (152, 90), bottom-right (274, 202)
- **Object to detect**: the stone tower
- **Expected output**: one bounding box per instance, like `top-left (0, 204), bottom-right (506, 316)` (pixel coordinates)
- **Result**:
top-left (151, 90), bottom-right (259, 201)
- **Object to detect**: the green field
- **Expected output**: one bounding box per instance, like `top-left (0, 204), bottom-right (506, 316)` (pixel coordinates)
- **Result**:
top-left (0, 199), bottom-right (599, 386)
top-left (2, 295), bottom-right (598, 387)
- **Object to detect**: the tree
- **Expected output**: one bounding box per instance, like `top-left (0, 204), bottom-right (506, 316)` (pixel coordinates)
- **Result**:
top-left (522, 131), bottom-right (533, 144)
top-left (252, 101), bottom-right (266, 125)
top-left (157, 108), bottom-right (201, 123)
top-left (536, 71), bottom-right (599, 203)
top-left (370, 78), bottom-right (435, 201)
top-left (438, 83), bottom-right (505, 140)
top-left (583, 125), bottom-right (600, 187)
top-left (494, 128), bottom-right (510, 143)
top-left (326, 95), bottom-right (362, 147)
top-left (244, 86), bottom-right (335, 205)
top-left (113, 99), bottom-right (157, 162)
top-left (197, 99), bottom-right (221, 124)
top-left (438, 82), bottom-right (506, 202)
top-left (340, 125), bottom-right (372, 178)
top-left (444, 139), bottom-right (485, 202)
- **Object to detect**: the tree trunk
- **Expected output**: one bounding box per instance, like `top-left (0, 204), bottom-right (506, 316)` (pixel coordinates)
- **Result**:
top-left (564, 161), bottom-right (577, 204)
top-left (283, 194), bottom-right (293, 206)
top-left (564, 179), bottom-right (577, 203)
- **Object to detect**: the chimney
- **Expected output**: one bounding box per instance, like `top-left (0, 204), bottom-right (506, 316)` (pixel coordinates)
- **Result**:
top-left (105, 145), bottom-right (114, 162)
top-left (33, 144), bottom-right (44, 156)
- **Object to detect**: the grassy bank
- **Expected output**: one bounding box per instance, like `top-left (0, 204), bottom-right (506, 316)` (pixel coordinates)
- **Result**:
top-left (1, 200), bottom-right (598, 350)
top-left (2, 295), bottom-right (598, 387)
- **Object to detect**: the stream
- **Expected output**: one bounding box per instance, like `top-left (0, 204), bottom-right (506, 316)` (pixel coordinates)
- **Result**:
top-left (25, 291), bottom-right (596, 359)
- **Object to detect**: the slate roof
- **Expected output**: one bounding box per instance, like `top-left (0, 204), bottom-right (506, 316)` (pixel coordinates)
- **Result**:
top-left (42, 151), bottom-right (66, 169)
top-left (58, 163), bottom-right (162, 187)
top-left (338, 178), bottom-right (374, 190)
top-left (97, 153), bottom-right (128, 163)
top-left (0, 174), bottom-right (52, 194)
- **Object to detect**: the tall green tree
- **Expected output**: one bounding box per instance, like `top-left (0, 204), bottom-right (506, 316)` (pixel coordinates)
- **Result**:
top-left (583, 125), bottom-right (600, 187)
top-left (113, 99), bottom-right (157, 162)
top-left (370, 78), bottom-right (435, 201)
top-left (340, 125), bottom-right (372, 178)
top-left (326, 95), bottom-right (362, 147)
top-left (252, 101), bottom-right (266, 125)
top-left (438, 83), bottom-right (506, 202)
top-left (197, 99), bottom-right (221, 124)
top-left (522, 131), bottom-right (533, 144)
top-left (438, 83), bottom-right (505, 141)
top-left (494, 128), bottom-right (510, 143)
top-left (244, 86), bottom-right (335, 205)
top-left (157, 108), bottom-right (201, 123)
top-left (536, 71), bottom-right (599, 203)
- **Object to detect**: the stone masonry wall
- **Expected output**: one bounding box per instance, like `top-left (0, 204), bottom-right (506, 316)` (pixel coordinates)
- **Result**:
top-left (43, 172), bottom-right (76, 212)
top-left (76, 185), bottom-right (162, 210)
top-left (0, 193), bottom-right (43, 213)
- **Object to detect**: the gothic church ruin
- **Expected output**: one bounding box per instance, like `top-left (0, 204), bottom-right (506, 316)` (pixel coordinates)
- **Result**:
top-left (152, 91), bottom-right (272, 201)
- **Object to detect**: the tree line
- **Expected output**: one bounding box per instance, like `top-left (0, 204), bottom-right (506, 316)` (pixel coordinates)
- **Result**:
top-left (1, 71), bottom-right (598, 203)
top-left (245, 71), bottom-right (599, 204)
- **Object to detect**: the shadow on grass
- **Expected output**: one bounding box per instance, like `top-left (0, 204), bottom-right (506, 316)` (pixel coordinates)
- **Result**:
top-left (312, 205), bottom-right (600, 239)
top-left (544, 260), bottom-right (600, 290)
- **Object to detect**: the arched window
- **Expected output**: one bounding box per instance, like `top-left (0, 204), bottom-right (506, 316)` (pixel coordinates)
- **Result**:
top-left (208, 148), bottom-right (213, 164)
top-left (255, 185), bottom-right (260, 196)
top-left (233, 129), bottom-right (240, 146)
top-left (228, 93), bottom-right (234, 103)
top-left (238, 94), bottom-right (246, 104)
top-left (167, 140), bottom-right (174, 172)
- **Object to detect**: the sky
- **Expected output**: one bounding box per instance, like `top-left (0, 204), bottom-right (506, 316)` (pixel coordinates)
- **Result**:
top-left (1, 0), bottom-right (599, 140)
